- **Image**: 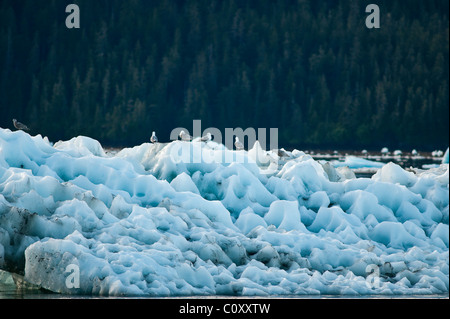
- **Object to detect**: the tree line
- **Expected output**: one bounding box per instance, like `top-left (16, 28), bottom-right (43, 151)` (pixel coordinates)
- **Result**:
top-left (0, 0), bottom-right (448, 150)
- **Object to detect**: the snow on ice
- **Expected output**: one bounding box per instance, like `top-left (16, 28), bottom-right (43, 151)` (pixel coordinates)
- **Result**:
top-left (0, 128), bottom-right (448, 296)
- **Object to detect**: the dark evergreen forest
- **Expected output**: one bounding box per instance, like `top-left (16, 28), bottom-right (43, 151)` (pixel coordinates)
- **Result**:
top-left (0, 0), bottom-right (448, 149)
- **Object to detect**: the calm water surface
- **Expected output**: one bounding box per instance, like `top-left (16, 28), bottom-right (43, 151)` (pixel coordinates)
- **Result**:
top-left (1, 284), bottom-right (448, 299)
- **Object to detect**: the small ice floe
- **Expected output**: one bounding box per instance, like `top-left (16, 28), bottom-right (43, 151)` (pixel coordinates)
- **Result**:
top-left (442, 148), bottom-right (449, 164)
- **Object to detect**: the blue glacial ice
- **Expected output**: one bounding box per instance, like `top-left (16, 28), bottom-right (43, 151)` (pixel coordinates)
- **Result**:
top-left (0, 128), bottom-right (448, 296)
top-left (443, 148), bottom-right (449, 164)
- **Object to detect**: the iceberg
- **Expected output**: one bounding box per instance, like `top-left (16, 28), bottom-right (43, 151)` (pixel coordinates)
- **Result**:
top-left (443, 148), bottom-right (449, 164)
top-left (0, 128), bottom-right (448, 296)
top-left (331, 156), bottom-right (385, 169)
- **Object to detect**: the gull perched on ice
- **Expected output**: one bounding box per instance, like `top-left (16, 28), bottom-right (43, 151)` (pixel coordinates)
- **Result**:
top-left (179, 130), bottom-right (192, 141)
top-left (12, 119), bottom-right (30, 131)
top-left (200, 132), bottom-right (212, 142)
top-left (150, 131), bottom-right (158, 143)
top-left (234, 137), bottom-right (244, 151)
top-left (277, 148), bottom-right (291, 158)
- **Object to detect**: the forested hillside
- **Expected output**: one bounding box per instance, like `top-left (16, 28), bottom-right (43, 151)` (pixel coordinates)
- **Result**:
top-left (0, 0), bottom-right (448, 149)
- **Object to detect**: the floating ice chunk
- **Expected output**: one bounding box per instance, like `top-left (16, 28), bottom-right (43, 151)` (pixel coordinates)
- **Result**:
top-left (336, 166), bottom-right (356, 181)
top-left (432, 150), bottom-right (444, 157)
top-left (332, 156), bottom-right (384, 169)
top-left (24, 238), bottom-right (87, 294)
top-left (443, 148), bottom-right (449, 164)
top-left (0, 269), bottom-right (15, 286)
top-left (321, 162), bottom-right (341, 182)
top-left (417, 164), bottom-right (449, 186)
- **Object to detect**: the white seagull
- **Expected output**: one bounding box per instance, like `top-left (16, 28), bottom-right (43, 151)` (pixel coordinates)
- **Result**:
top-left (179, 130), bottom-right (192, 141)
top-left (150, 131), bottom-right (158, 143)
top-left (200, 132), bottom-right (212, 142)
top-left (13, 119), bottom-right (30, 131)
top-left (277, 148), bottom-right (291, 158)
top-left (234, 137), bottom-right (244, 151)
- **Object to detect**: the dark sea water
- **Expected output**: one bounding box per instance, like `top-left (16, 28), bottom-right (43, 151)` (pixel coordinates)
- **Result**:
top-left (1, 283), bottom-right (448, 300)
top-left (308, 150), bottom-right (443, 168)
